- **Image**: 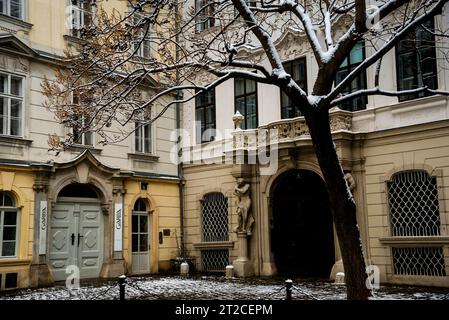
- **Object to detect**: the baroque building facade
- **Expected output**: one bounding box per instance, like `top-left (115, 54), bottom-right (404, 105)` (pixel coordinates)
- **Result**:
top-left (181, 3), bottom-right (449, 287)
top-left (0, 0), bottom-right (181, 290)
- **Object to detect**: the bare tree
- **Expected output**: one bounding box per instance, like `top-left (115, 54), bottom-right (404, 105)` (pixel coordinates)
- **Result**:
top-left (42, 0), bottom-right (449, 299)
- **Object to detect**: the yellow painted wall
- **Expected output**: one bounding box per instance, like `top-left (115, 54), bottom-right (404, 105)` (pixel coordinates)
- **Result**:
top-left (27, 0), bottom-right (131, 54)
top-left (123, 179), bottom-right (180, 273)
top-left (0, 168), bottom-right (35, 288)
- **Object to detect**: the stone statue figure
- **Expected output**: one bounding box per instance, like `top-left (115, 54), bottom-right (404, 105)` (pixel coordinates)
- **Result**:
top-left (234, 178), bottom-right (254, 236)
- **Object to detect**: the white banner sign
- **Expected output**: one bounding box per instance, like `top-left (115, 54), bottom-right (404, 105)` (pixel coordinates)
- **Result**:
top-left (114, 203), bottom-right (123, 252)
top-left (38, 200), bottom-right (48, 255)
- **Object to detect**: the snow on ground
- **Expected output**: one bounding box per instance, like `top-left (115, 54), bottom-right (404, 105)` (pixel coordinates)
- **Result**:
top-left (0, 276), bottom-right (448, 300)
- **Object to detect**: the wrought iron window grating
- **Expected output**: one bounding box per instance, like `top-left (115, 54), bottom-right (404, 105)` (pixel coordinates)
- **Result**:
top-left (393, 247), bottom-right (446, 277)
top-left (201, 249), bottom-right (229, 272)
top-left (388, 170), bottom-right (441, 237)
top-left (201, 193), bottom-right (229, 242)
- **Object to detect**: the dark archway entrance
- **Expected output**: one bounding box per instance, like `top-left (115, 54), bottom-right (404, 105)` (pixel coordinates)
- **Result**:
top-left (271, 169), bottom-right (335, 278)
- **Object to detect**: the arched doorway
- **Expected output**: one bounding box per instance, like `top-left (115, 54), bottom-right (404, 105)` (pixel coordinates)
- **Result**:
top-left (131, 198), bottom-right (151, 274)
top-left (49, 183), bottom-right (104, 281)
top-left (270, 169), bottom-right (335, 278)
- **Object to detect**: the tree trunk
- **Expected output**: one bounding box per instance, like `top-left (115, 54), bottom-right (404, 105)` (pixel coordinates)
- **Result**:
top-left (305, 107), bottom-right (371, 300)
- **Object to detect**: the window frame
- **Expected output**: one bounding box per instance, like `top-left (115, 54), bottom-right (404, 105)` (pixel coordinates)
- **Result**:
top-left (234, 78), bottom-right (258, 130)
top-left (195, 89), bottom-right (216, 144)
top-left (280, 57), bottom-right (307, 119)
top-left (131, 199), bottom-right (149, 254)
top-left (0, 71), bottom-right (24, 137)
top-left (195, 0), bottom-right (215, 32)
top-left (395, 18), bottom-right (438, 102)
top-left (0, 0), bottom-right (24, 20)
top-left (135, 121), bottom-right (153, 154)
top-left (72, 116), bottom-right (94, 147)
top-left (131, 11), bottom-right (153, 59)
top-left (70, 0), bottom-right (95, 38)
top-left (334, 41), bottom-right (367, 112)
top-left (0, 192), bottom-right (19, 259)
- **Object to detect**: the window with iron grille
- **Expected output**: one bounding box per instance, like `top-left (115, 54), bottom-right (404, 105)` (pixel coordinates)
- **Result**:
top-left (201, 249), bottom-right (229, 272)
top-left (393, 247), bottom-right (446, 277)
top-left (387, 170), bottom-right (440, 237)
top-left (388, 170), bottom-right (446, 277)
top-left (201, 193), bottom-right (228, 242)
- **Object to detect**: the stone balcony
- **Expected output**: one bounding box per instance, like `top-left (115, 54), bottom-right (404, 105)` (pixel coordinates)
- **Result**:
top-left (182, 108), bottom-right (355, 166)
top-left (232, 108), bottom-right (354, 150)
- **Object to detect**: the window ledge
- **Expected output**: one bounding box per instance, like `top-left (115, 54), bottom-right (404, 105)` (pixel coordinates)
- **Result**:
top-left (0, 135), bottom-right (32, 146)
top-left (0, 259), bottom-right (31, 267)
top-left (128, 153), bottom-right (159, 162)
top-left (379, 236), bottom-right (449, 246)
top-left (63, 34), bottom-right (87, 46)
top-left (0, 14), bottom-right (33, 30)
top-left (193, 241), bottom-right (234, 250)
top-left (68, 144), bottom-right (102, 155)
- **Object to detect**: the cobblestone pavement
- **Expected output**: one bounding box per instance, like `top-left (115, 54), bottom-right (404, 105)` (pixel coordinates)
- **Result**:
top-left (0, 275), bottom-right (448, 300)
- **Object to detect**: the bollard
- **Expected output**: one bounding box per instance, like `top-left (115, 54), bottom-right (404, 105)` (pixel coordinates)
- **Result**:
top-left (285, 279), bottom-right (293, 300)
top-left (180, 262), bottom-right (189, 276)
top-left (225, 265), bottom-right (234, 279)
top-left (119, 275), bottom-right (127, 301)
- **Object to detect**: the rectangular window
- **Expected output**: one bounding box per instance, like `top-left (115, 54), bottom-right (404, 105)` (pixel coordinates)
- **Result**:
top-left (195, 89), bottom-right (216, 144)
top-left (70, 0), bottom-right (94, 37)
top-left (234, 78), bottom-right (258, 129)
top-left (72, 117), bottom-right (93, 146)
top-left (0, 210), bottom-right (18, 258)
top-left (396, 19), bottom-right (438, 102)
top-left (0, 0), bottom-right (23, 20)
top-left (334, 41), bottom-right (367, 111)
top-left (135, 122), bottom-right (152, 154)
top-left (71, 94), bottom-right (93, 146)
top-left (280, 58), bottom-right (307, 119)
top-left (132, 11), bottom-right (152, 58)
top-left (195, 0), bottom-right (214, 32)
top-left (0, 73), bottom-right (23, 137)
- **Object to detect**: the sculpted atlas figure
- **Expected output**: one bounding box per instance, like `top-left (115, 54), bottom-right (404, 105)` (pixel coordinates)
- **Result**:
top-left (234, 178), bottom-right (254, 236)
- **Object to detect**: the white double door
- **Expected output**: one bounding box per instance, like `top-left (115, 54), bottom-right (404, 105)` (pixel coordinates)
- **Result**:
top-left (49, 199), bottom-right (104, 281)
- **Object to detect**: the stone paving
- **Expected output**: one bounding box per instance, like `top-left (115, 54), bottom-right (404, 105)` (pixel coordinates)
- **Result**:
top-left (0, 275), bottom-right (448, 300)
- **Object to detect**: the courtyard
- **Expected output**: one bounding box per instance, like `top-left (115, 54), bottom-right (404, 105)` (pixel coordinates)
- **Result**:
top-left (0, 276), bottom-right (448, 301)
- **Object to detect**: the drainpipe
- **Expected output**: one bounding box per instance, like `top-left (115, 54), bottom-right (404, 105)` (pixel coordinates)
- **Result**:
top-left (174, 1), bottom-right (185, 259)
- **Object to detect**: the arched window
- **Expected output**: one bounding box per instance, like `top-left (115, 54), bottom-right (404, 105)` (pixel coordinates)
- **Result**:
top-left (201, 193), bottom-right (228, 242)
top-left (387, 170), bottom-right (445, 277)
top-left (134, 198), bottom-right (147, 212)
top-left (200, 193), bottom-right (229, 272)
top-left (0, 191), bottom-right (19, 258)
